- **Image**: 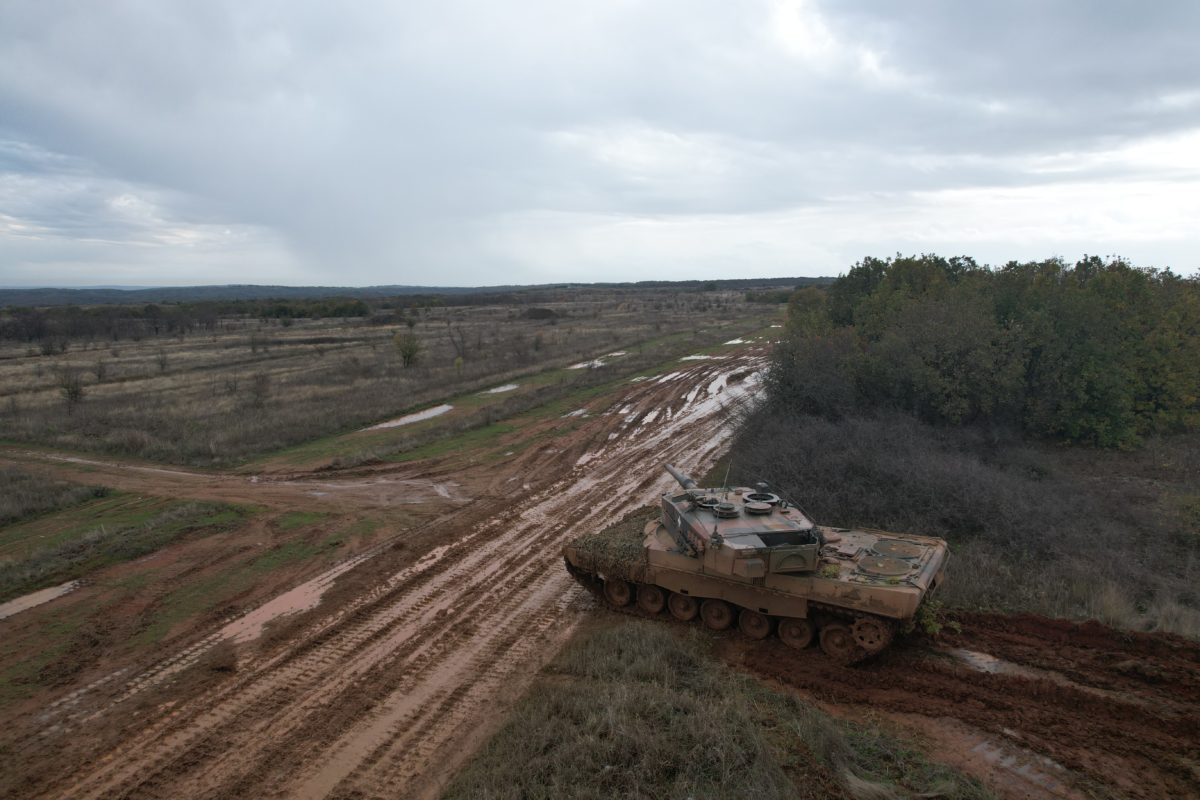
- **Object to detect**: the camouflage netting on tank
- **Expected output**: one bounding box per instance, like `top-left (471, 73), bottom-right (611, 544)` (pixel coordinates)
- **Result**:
top-left (570, 506), bottom-right (657, 583)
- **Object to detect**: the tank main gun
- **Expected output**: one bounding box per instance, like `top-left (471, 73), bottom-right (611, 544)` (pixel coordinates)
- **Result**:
top-left (664, 464), bottom-right (697, 491)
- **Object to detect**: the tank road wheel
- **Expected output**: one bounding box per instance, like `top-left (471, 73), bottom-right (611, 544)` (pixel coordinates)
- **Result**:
top-left (738, 609), bottom-right (772, 640)
top-left (636, 584), bottom-right (666, 615)
top-left (851, 617), bottom-right (894, 654)
top-left (819, 624), bottom-right (866, 664)
top-left (778, 618), bottom-right (815, 650)
top-left (668, 592), bottom-right (699, 622)
top-left (700, 599), bottom-right (734, 631)
top-left (603, 578), bottom-right (633, 607)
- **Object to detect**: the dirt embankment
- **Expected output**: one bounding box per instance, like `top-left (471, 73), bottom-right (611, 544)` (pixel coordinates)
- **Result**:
top-left (731, 612), bottom-right (1200, 799)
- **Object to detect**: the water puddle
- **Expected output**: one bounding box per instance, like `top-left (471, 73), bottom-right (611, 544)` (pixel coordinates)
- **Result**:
top-left (966, 732), bottom-right (1080, 798)
top-left (947, 648), bottom-right (1045, 679)
top-left (220, 555), bottom-right (372, 644)
top-left (568, 359), bottom-right (605, 369)
top-left (365, 404), bottom-right (453, 430)
top-left (724, 338), bottom-right (748, 344)
top-left (480, 383), bottom-right (518, 394)
top-left (0, 581), bottom-right (82, 620)
top-left (606, 351), bottom-right (627, 357)
top-left (944, 647), bottom-right (1149, 709)
top-left (562, 408), bottom-right (588, 418)
top-left (680, 354), bottom-right (719, 361)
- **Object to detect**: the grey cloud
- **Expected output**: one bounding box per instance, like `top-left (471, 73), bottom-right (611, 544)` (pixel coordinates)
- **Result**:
top-left (1, 0), bottom-right (1198, 285)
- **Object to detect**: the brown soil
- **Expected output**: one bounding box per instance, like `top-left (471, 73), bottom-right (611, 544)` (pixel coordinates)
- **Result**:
top-left (0, 351), bottom-right (771, 799)
top-left (728, 612), bottom-right (1200, 800)
top-left (2, 343), bottom-right (1196, 800)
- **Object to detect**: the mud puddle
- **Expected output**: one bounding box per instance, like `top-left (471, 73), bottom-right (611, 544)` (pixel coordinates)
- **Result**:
top-left (221, 552), bottom-right (378, 644)
top-left (365, 404), bottom-right (453, 430)
top-left (735, 614), bottom-right (1200, 800)
top-left (0, 580), bottom-right (82, 620)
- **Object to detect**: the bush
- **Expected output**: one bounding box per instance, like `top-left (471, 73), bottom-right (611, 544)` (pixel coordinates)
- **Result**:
top-left (728, 409), bottom-right (1200, 636)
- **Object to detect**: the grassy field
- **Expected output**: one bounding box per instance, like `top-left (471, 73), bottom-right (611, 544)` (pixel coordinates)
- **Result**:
top-left (0, 466), bottom-right (107, 525)
top-left (443, 620), bottom-right (991, 800)
top-left (0, 289), bottom-right (775, 466)
top-left (0, 487), bottom-right (247, 602)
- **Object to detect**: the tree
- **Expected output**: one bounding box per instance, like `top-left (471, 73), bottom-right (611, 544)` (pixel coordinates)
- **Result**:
top-left (57, 366), bottom-right (85, 414)
top-left (394, 331), bottom-right (423, 367)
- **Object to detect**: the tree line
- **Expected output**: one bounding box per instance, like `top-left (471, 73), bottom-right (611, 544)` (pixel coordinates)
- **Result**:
top-left (767, 254), bottom-right (1200, 447)
top-left (0, 297), bottom-right (372, 345)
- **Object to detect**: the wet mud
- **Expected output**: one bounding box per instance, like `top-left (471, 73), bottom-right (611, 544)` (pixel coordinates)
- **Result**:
top-left (0, 350), bottom-right (771, 800)
top-left (731, 612), bottom-right (1200, 800)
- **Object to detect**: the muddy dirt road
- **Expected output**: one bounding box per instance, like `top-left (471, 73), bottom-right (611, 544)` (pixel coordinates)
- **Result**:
top-left (2, 355), bottom-right (767, 799)
top-left (4, 345), bottom-right (1198, 800)
top-left (729, 612), bottom-right (1200, 800)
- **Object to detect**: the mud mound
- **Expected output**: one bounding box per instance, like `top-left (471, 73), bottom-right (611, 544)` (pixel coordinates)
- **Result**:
top-left (734, 612), bottom-right (1200, 799)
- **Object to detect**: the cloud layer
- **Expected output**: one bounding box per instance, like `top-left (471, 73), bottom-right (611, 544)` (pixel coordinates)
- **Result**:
top-left (2, 0), bottom-right (1198, 286)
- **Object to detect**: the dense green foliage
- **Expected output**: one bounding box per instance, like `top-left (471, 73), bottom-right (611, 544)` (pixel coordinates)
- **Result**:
top-left (770, 254), bottom-right (1200, 446)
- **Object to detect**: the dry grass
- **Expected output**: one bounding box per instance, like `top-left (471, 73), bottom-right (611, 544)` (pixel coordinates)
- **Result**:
top-left (0, 467), bottom-right (106, 526)
top-left (729, 410), bottom-right (1200, 638)
top-left (0, 290), bottom-right (773, 465)
top-left (442, 620), bottom-right (992, 800)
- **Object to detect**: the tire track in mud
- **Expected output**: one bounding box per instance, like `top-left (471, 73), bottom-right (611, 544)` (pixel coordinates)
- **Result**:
top-left (39, 357), bottom-right (763, 800)
top-left (732, 612), bottom-right (1200, 799)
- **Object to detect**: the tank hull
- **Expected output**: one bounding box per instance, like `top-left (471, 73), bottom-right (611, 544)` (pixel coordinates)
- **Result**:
top-left (564, 474), bottom-right (950, 663)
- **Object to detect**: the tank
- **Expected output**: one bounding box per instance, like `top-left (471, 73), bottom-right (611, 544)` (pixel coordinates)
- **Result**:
top-left (563, 464), bottom-right (950, 663)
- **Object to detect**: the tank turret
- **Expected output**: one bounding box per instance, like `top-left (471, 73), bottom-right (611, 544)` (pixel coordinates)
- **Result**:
top-left (563, 464), bottom-right (950, 663)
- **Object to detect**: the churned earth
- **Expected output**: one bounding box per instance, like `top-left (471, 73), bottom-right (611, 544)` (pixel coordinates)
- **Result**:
top-left (0, 338), bottom-right (1196, 799)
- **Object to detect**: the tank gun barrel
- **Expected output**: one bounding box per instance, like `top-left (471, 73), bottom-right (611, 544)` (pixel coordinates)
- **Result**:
top-left (664, 464), bottom-right (697, 491)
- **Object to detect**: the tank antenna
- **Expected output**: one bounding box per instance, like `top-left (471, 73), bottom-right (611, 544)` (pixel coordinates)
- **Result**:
top-left (721, 461), bottom-right (732, 499)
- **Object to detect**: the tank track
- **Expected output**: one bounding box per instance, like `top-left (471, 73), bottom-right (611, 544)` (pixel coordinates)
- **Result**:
top-left (565, 558), bottom-right (896, 663)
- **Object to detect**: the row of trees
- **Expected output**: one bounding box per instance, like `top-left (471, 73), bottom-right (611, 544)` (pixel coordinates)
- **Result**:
top-left (768, 254), bottom-right (1200, 447)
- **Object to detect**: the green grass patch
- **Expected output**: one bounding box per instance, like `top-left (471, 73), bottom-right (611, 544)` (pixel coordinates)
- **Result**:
top-left (0, 497), bottom-right (249, 603)
top-left (442, 620), bottom-right (991, 800)
top-left (275, 510), bottom-right (327, 531)
top-left (385, 422), bottom-right (517, 462)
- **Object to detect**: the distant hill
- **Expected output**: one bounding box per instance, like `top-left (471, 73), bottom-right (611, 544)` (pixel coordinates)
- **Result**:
top-left (0, 277), bottom-right (830, 308)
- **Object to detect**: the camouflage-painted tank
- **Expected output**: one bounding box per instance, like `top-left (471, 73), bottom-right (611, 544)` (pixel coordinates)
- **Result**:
top-left (564, 464), bottom-right (949, 662)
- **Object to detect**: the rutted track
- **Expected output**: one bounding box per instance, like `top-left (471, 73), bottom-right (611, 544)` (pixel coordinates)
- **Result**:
top-left (23, 356), bottom-right (763, 799)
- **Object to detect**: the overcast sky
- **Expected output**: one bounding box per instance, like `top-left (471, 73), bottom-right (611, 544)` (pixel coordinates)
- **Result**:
top-left (2, 1), bottom-right (1198, 287)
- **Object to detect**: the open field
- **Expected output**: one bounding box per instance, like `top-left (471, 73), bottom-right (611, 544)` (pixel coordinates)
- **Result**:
top-left (0, 304), bottom-right (1196, 800)
top-left (0, 288), bottom-right (773, 466)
